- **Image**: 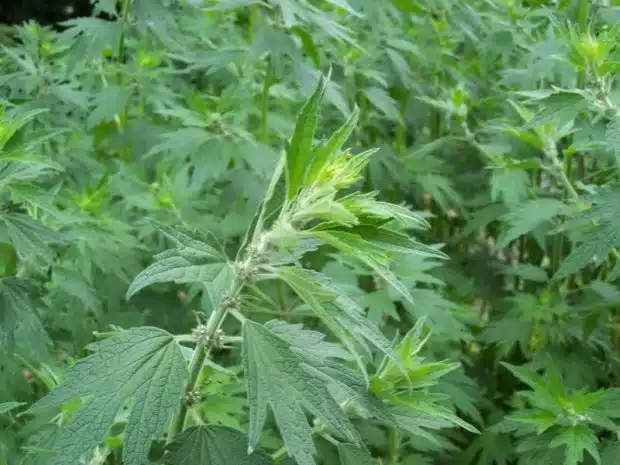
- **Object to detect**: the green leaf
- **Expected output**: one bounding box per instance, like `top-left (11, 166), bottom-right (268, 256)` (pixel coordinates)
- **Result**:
top-left (339, 225), bottom-right (447, 260)
top-left (554, 188), bottom-right (620, 280)
top-left (239, 154), bottom-right (287, 260)
top-left (306, 229), bottom-right (414, 303)
top-left (0, 107), bottom-right (48, 150)
top-left (271, 266), bottom-right (399, 376)
top-left (550, 424), bottom-right (600, 465)
top-left (242, 320), bottom-right (361, 465)
top-left (0, 401), bottom-right (26, 416)
top-left (364, 87), bottom-right (401, 121)
top-left (490, 168), bottom-right (530, 208)
top-left (340, 193), bottom-right (430, 229)
top-left (0, 277), bottom-right (42, 352)
top-left (521, 90), bottom-right (588, 129)
top-left (498, 264), bottom-right (548, 282)
top-left (386, 393), bottom-right (479, 436)
top-left (87, 85), bottom-right (132, 129)
top-left (498, 198), bottom-right (569, 247)
top-left (59, 18), bottom-right (121, 70)
top-left (0, 213), bottom-right (63, 264)
top-left (27, 327), bottom-right (188, 465)
top-left (163, 425), bottom-right (271, 465)
top-left (306, 106), bottom-right (360, 186)
top-left (127, 223), bottom-right (230, 298)
top-left (146, 128), bottom-right (213, 159)
top-left (337, 443), bottom-right (375, 465)
top-left (286, 72), bottom-right (329, 199)
top-left (555, 222), bottom-right (620, 281)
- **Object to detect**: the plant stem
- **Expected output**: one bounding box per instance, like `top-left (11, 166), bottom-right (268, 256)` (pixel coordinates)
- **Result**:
top-left (261, 56), bottom-right (272, 143)
top-left (169, 342), bottom-right (206, 436)
top-left (543, 141), bottom-right (579, 200)
top-left (389, 429), bottom-right (400, 465)
top-left (168, 276), bottom-right (244, 440)
top-left (116, 0), bottom-right (133, 65)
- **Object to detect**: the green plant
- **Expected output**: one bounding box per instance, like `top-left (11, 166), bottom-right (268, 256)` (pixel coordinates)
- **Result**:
top-left (5, 1), bottom-right (620, 464)
top-left (6, 76), bottom-right (473, 464)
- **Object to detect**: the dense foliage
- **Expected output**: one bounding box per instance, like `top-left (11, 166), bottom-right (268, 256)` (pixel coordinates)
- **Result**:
top-left (2, 0), bottom-right (620, 464)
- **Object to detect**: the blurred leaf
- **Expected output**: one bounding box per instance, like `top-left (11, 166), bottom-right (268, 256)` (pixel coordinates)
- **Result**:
top-left (163, 425), bottom-right (271, 465)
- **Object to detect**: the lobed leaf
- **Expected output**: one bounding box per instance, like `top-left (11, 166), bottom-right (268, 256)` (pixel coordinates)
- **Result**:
top-left (27, 327), bottom-right (188, 465)
top-left (242, 319), bottom-right (361, 465)
top-left (163, 425), bottom-right (271, 465)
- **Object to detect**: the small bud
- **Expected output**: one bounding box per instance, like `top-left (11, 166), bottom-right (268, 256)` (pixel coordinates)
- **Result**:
top-left (191, 326), bottom-right (225, 347)
top-left (184, 389), bottom-right (204, 405)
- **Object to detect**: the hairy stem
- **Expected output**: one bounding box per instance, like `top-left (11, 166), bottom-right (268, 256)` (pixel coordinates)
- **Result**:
top-left (168, 277), bottom-right (244, 440)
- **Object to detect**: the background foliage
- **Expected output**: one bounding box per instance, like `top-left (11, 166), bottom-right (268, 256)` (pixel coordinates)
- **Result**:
top-left (3, 0), bottom-right (620, 464)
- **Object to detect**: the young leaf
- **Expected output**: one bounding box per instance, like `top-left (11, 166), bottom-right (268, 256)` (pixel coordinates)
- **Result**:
top-left (241, 154), bottom-right (287, 258)
top-left (339, 193), bottom-right (430, 230)
top-left (306, 229), bottom-right (414, 303)
top-left (242, 320), bottom-right (361, 465)
top-left (27, 327), bottom-right (188, 465)
top-left (163, 425), bottom-right (271, 465)
top-left (271, 266), bottom-right (399, 374)
top-left (286, 72), bottom-right (329, 199)
top-left (306, 106), bottom-right (360, 186)
top-left (126, 223), bottom-right (230, 298)
top-left (550, 424), bottom-right (600, 465)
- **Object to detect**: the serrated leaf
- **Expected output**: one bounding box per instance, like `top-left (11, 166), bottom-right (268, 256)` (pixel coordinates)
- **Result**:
top-left (306, 229), bottom-right (414, 303)
top-left (146, 128), bottom-right (213, 159)
top-left (387, 388), bottom-right (480, 434)
top-left (127, 223), bottom-right (230, 298)
top-left (27, 327), bottom-right (188, 465)
top-left (58, 18), bottom-right (121, 70)
top-left (0, 277), bottom-right (43, 352)
top-left (242, 320), bottom-right (361, 465)
top-left (554, 188), bottom-right (620, 280)
top-left (337, 443), bottom-right (375, 465)
top-left (340, 225), bottom-right (447, 260)
top-left (286, 73), bottom-right (329, 199)
top-left (0, 213), bottom-right (63, 263)
top-left (340, 193), bottom-right (430, 229)
top-left (550, 424), bottom-right (600, 465)
top-left (522, 91), bottom-right (588, 129)
top-left (87, 85), bottom-right (131, 129)
top-left (498, 198), bottom-right (569, 247)
top-left (163, 425), bottom-right (271, 465)
top-left (555, 223), bottom-right (620, 280)
top-left (364, 87), bottom-right (401, 121)
top-left (271, 266), bottom-right (399, 376)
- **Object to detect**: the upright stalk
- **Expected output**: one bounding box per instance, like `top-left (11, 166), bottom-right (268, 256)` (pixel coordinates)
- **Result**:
top-left (168, 276), bottom-right (245, 439)
top-left (261, 56), bottom-right (272, 143)
top-left (116, 0), bottom-right (134, 65)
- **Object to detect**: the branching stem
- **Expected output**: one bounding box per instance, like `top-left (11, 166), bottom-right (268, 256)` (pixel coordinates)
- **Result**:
top-left (168, 276), bottom-right (244, 440)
